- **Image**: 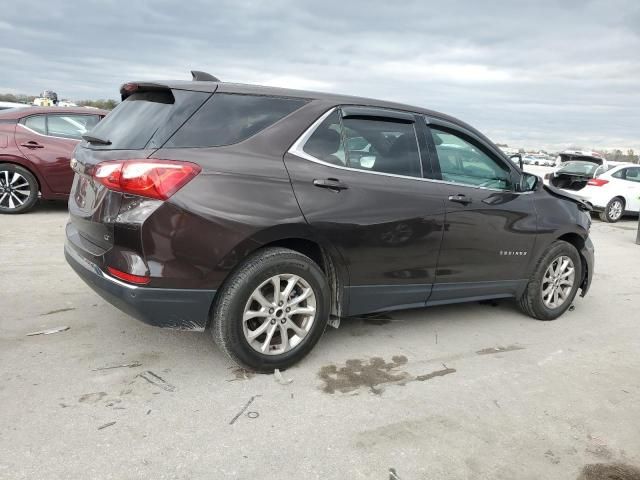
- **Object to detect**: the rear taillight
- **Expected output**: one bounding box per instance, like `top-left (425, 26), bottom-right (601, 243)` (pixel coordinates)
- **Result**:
top-left (587, 178), bottom-right (609, 187)
top-left (107, 266), bottom-right (150, 285)
top-left (93, 159), bottom-right (201, 200)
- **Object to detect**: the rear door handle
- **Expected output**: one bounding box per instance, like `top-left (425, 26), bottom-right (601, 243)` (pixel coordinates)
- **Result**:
top-left (20, 141), bottom-right (44, 149)
top-left (448, 193), bottom-right (472, 205)
top-left (313, 178), bottom-right (349, 191)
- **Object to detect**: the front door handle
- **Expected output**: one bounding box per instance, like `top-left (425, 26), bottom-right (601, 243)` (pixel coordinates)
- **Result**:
top-left (448, 193), bottom-right (472, 205)
top-left (313, 178), bottom-right (349, 191)
top-left (20, 141), bottom-right (44, 149)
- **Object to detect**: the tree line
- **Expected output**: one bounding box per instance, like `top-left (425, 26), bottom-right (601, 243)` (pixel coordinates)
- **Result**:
top-left (602, 149), bottom-right (639, 164)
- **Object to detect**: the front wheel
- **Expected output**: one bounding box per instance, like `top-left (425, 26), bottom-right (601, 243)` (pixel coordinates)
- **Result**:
top-left (518, 240), bottom-right (582, 320)
top-left (211, 247), bottom-right (330, 372)
top-left (0, 164), bottom-right (39, 214)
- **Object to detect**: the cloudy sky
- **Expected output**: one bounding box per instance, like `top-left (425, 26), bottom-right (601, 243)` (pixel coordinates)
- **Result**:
top-left (2, 0), bottom-right (638, 151)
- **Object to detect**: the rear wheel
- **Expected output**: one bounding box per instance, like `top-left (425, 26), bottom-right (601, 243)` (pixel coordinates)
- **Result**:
top-left (518, 240), bottom-right (582, 320)
top-left (211, 247), bottom-right (330, 372)
top-left (0, 164), bottom-right (39, 214)
top-left (599, 197), bottom-right (624, 223)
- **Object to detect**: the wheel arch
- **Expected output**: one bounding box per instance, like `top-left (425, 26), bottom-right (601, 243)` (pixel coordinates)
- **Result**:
top-left (208, 226), bottom-right (349, 328)
top-left (556, 232), bottom-right (589, 294)
top-left (610, 195), bottom-right (627, 209)
top-left (0, 156), bottom-right (43, 195)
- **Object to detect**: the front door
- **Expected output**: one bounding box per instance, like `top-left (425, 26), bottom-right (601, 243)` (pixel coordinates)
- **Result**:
top-left (424, 120), bottom-right (537, 304)
top-left (285, 107), bottom-right (446, 316)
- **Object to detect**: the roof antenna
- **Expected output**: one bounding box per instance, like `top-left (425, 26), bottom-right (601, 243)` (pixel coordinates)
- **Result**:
top-left (191, 70), bottom-right (220, 82)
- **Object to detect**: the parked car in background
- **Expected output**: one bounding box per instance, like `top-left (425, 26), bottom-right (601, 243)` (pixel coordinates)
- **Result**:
top-left (545, 160), bottom-right (609, 190)
top-left (556, 150), bottom-right (605, 167)
top-left (65, 72), bottom-right (594, 371)
top-left (0, 107), bottom-right (107, 213)
top-left (568, 163), bottom-right (640, 222)
top-left (0, 101), bottom-right (31, 110)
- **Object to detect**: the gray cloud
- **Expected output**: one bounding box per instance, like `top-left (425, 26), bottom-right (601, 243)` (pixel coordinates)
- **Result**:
top-left (1, 0), bottom-right (638, 150)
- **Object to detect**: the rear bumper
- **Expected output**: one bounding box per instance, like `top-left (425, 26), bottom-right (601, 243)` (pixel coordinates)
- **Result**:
top-left (579, 237), bottom-right (594, 297)
top-left (65, 241), bottom-right (215, 330)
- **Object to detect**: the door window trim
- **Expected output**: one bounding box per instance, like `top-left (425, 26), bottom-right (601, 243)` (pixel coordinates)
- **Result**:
top-left (289, 108), bottom-right (532, 194)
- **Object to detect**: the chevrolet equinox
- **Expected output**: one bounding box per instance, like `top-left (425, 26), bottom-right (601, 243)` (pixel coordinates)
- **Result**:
top-left (65, 71), bottom-right (594, 371)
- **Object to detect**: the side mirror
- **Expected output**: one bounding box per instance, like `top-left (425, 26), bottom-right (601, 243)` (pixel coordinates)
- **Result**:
top-left (519, 172), bottom-right (539, 192)
top-left (510, 154), bottom-right (524, 170)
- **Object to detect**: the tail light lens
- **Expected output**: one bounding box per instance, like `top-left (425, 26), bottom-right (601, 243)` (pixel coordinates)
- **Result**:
top-left (587, 178), bottom-right (609, 187)
top-left (93, 159), bottom-right (201, 200)
top-left (107, 266), bottom-right (150, 285)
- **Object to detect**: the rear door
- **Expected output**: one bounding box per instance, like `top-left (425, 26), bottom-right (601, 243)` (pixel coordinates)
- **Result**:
top-left (613, 167), bottom-right (640, 212)
top-left (285, 106), bottom-right (446, 316)
top-left (15, 113), bottom-right (101, 195)
top-left (424, 119), bottom-right (537, 304)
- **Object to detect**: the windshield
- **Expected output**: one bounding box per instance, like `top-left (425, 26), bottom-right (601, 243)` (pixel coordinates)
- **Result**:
top-left (557, 161), bottom-right (600, 176)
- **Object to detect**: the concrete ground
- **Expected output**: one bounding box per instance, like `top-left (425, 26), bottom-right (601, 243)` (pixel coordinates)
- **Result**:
top-left (1, 201), bottom-right (639, 480)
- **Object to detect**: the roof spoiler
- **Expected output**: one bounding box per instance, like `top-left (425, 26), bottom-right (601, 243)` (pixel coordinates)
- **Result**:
top-left (191, 70), bottom-right (220, 82)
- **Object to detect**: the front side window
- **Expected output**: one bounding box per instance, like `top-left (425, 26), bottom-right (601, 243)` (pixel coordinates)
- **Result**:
top-left (47, 114), bottom-right (101, 139)
top-left (166, 93), bottom-right (307, 148)
top-left (21, 115), bottom-right (46, 135)
top-left (431, 127), bottom-right (511, 190)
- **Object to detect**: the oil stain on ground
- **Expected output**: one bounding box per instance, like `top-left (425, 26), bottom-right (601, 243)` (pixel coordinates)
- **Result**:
top-left (577, 463), bottom-right (640, 480)
top-left (476, 345), bottom-right (525, 355)
top-left (318, 356), bottom-right (456, 394)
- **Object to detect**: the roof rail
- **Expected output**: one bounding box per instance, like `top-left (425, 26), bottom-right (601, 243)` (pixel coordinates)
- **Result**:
top-left (191, 70), bottom-right (220, 82)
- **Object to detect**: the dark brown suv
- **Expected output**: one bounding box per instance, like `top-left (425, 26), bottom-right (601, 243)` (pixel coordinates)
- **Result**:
top-left (65, 71), bottom-right (594, 371)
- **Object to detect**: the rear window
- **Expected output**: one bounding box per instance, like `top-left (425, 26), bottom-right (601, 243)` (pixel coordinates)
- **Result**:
top-left (86, 89), bottom-right (209, 150)
top-left (164, 93), bottom-right (307, 148)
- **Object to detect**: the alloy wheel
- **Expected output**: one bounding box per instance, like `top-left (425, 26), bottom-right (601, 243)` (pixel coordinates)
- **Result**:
top-left (608, 200), bottom-right (623, 220)
top-left (0, 170), bottom-right (32, 210)
top-left (242, 274), bottom-right (317, 355)
top-left (541, 255), bottom-right (575, 309)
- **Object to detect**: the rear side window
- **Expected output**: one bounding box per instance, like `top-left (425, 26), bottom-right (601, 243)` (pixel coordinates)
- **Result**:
top-left (626, 167), bottom-right (640, 182)
top-left (165, 94), bottom-right (307, 148)
top-left (86, 89), bottom-right (209, 150)
top-left (341, 117), bottom-right (422, 177)
top-left (22, 115), bottom-right (46, 135)
top-left (47, 114), bottom-right (101, 140)
top-left (614, 167), bottom-right (640, 182)
top-left (302, 110), bottom-right (346, 166)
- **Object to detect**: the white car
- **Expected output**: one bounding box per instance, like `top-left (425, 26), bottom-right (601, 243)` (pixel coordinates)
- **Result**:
top-left (550, 163), bottom-right (640, 222)
top-left (0, 101), bottom-right (31, 110)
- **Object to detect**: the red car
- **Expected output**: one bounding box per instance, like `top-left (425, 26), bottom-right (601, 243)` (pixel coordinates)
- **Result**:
top-left (0, 106), bottom-right (107, 213)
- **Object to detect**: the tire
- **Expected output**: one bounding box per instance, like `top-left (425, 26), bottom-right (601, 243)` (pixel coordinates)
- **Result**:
top-left (211, 247), bottom-right (330, 372)
top-left (518, 240), bottom-right (582, 321)
top-left (599, 197), bottom-right (625, 223)
top-left (0, 163), bottom-right (39, 214)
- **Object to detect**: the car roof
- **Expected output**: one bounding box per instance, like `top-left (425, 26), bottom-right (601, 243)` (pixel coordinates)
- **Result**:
top-left (0, 106), bottom-right (109, 119)
top-left (126, 79), bottom-right (488, 140)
